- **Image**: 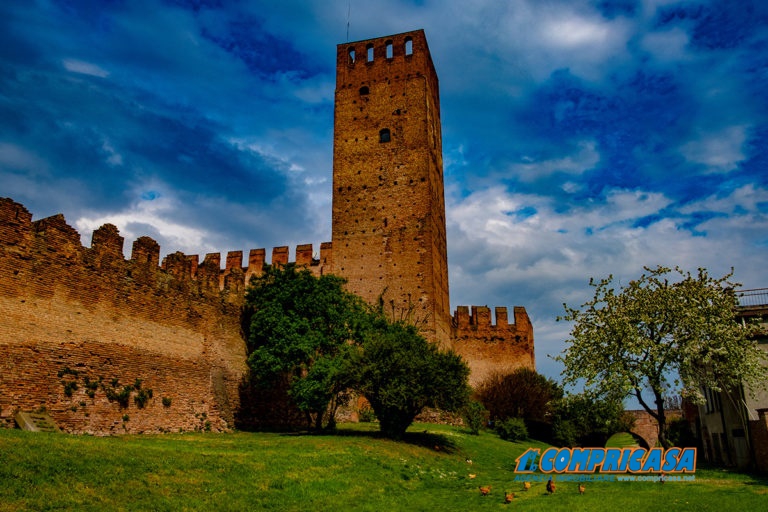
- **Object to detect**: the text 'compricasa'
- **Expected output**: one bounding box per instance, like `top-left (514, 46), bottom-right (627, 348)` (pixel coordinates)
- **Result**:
top-left (514, 447), bottom-right (696, 474)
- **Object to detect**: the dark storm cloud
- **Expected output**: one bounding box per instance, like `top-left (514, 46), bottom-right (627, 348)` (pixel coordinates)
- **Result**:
top-left (0, 0), bottom-right (321, 247)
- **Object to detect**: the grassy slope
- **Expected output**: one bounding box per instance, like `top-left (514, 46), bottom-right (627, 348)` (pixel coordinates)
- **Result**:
top-left (1, 423), bottom-right (766, 511)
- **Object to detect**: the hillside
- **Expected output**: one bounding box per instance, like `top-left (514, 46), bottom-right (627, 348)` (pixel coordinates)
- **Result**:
top-left (1, 423), bottom-right (766, 511)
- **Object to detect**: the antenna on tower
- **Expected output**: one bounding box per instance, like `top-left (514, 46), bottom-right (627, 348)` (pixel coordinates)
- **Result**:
top-left (346, 1), bottom-right (351, 41)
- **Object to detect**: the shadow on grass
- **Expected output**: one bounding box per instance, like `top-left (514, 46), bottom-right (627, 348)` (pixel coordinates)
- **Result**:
top-left (276, 423), bottom-right (459, 454)
top-left (695, 462), bottom-right (768, 486)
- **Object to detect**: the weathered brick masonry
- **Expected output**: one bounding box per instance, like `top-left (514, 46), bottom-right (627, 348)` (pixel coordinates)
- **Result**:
top-left (332, 30), bottom-right (451, 345)
top-left (452, 306), bottom-right (534, 387)
top-left (0, 198), bottom-right (310, 434)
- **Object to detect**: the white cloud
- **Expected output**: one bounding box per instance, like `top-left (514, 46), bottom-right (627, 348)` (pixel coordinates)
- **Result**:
top-left (447, 183), bottom-right (767, 382)
top-left (62, 59), bottom-right (109, 78)
top-left (75, 189), bottom-right (215, 257)
top-left (680, 125), bottom-right (748, 172)
top-left (512, 140), bottom-right (600, 181)
top-left (541, 15), bottom-right (614, 49)
top-left (101, 140), bottom-right (123, 167)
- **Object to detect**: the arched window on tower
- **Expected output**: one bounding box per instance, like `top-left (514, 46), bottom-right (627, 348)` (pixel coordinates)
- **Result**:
top-left (379, 128), bottom-right (391, 143)
top-left (404, 37), bottom-right (413, 56)
top-left (348, 47), bottom-right (356, 65)
top-left (366, 43), bottom-right (374, 63)
top-left (386, 40), bottom-right (393, 59)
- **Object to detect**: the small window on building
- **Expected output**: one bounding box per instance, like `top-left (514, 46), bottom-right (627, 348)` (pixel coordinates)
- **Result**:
top-left (379, 128), bottom-right (391, 143)
top-left (386, 40), bottom-right (393, 59)
top-left (348, 47), bottom-right (356, 65)
top-left (359, 86), bottom-right (369, 95)
top-left (366, 43), bottom-right (374, 62)
top-left (404, 37), bottom-right (413, 56)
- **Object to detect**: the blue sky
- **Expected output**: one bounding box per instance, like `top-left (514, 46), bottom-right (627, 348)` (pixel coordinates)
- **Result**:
top-left (2, 0), bottom-right (767, 396)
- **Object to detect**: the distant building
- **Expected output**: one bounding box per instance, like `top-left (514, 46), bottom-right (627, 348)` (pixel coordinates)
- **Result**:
top-left (695, 288), bottom-right (768, 471)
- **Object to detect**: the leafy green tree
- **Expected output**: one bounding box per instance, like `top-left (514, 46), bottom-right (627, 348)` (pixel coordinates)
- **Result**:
top-left (476, 367), bottom-right (562, 423)
top-left (351, 318), bottom-right (471, 439)
top-left (245, 264), bottom-right (367, 430)
top-left (557, 266), bottom-right (766, 447)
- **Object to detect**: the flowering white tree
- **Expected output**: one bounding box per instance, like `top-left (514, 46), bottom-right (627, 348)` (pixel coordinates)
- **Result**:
top-left (557, 266), bottom-right (766, 447)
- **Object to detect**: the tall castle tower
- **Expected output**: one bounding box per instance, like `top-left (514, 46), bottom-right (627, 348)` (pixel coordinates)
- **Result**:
top-left (331, 30), bottom-right (451, 345)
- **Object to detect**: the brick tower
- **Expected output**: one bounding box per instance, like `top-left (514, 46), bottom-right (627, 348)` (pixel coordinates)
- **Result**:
top-left (331, 30), bottom-right (451, 345)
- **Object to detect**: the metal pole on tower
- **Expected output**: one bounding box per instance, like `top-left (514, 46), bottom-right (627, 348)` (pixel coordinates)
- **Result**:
top-left (346, 2), bottom-right (350, 41)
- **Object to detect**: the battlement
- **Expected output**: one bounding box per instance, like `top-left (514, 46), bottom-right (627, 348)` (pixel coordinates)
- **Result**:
top-left (452, 305), bottom-right (533, 332)
top-left (335, 29), bottom-right (437, 91)
top-left (451, 305), bottom-right (535, 386)
top-left (0, 197), bottom-right (333, 294)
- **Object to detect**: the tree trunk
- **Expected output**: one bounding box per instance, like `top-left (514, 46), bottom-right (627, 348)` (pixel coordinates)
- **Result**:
top-left (654, 389), bottom-right (669, 448)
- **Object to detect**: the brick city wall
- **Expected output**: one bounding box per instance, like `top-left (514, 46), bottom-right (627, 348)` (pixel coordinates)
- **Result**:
top-left (1, 197), bottom-right (535, 433)
top-left (0, 197), bottom-right (326, 434)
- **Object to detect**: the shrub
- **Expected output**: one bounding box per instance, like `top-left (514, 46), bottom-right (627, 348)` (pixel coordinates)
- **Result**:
top-left (62, 381), bottom-right (78, 397)
top-left (358, 405), bottom-right (376, 422)
top-left (495, 417), bottom-right (528, 442)
top-left (477, 368), bottom-right (562, 423)
top-left (134, 388), bottom-right (153, 409)
top-left (462, 400), bottom-right (488, 435)
top-left (552, 418), bottom-right (578, 447)
top-left (162, 397), bottom-right (172, 408)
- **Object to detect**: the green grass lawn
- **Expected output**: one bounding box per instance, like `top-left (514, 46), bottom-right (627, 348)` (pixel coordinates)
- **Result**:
top-left (605, 432), bottom-right (641, 448)
top-left (1, 423), bottom-right (766, 511)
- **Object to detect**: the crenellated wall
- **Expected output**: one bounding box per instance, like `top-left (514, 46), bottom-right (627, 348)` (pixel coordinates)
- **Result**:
top-left (1, 196), bottom-right (535, 432)
top-left (0, 197), bottom-right (329, 434)
top-left (451, 305), bottom-right (535, 386)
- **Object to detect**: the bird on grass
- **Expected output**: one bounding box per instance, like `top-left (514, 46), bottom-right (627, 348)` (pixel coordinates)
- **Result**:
top-left (523, 481), bottom-right (531, 491)
top-left (468, 473), bottom-right (476, 479)
top-left (479, 485), bottom-right (491, 496)
top-left (504, 492), bottom-right (515, 503)
top-left (546, 477), bottom-right (556, 494)
top-left (578, 483), bottom-right (585, 495)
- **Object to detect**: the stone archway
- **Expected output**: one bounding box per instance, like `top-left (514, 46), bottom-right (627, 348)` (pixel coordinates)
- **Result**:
top-left (625, 409), bottom-right (683, 448)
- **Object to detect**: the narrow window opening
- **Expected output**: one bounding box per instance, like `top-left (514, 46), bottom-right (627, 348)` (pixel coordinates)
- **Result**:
top-left (404, 37), bottom-right (413, 56)
top-left (386, 40), bottom-right (393, 59)
top-left (348, 47), bottom-right (356, 65)
top-left (366, 43), bottom-right (374, 62)
top-left (359, 86), bottom-right (369, 95)
top-left (379, 128), bottom-right (391, 143)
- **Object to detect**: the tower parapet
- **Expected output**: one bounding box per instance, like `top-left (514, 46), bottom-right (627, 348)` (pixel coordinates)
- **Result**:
top-left (451, 305), bottom-right (535, 386)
